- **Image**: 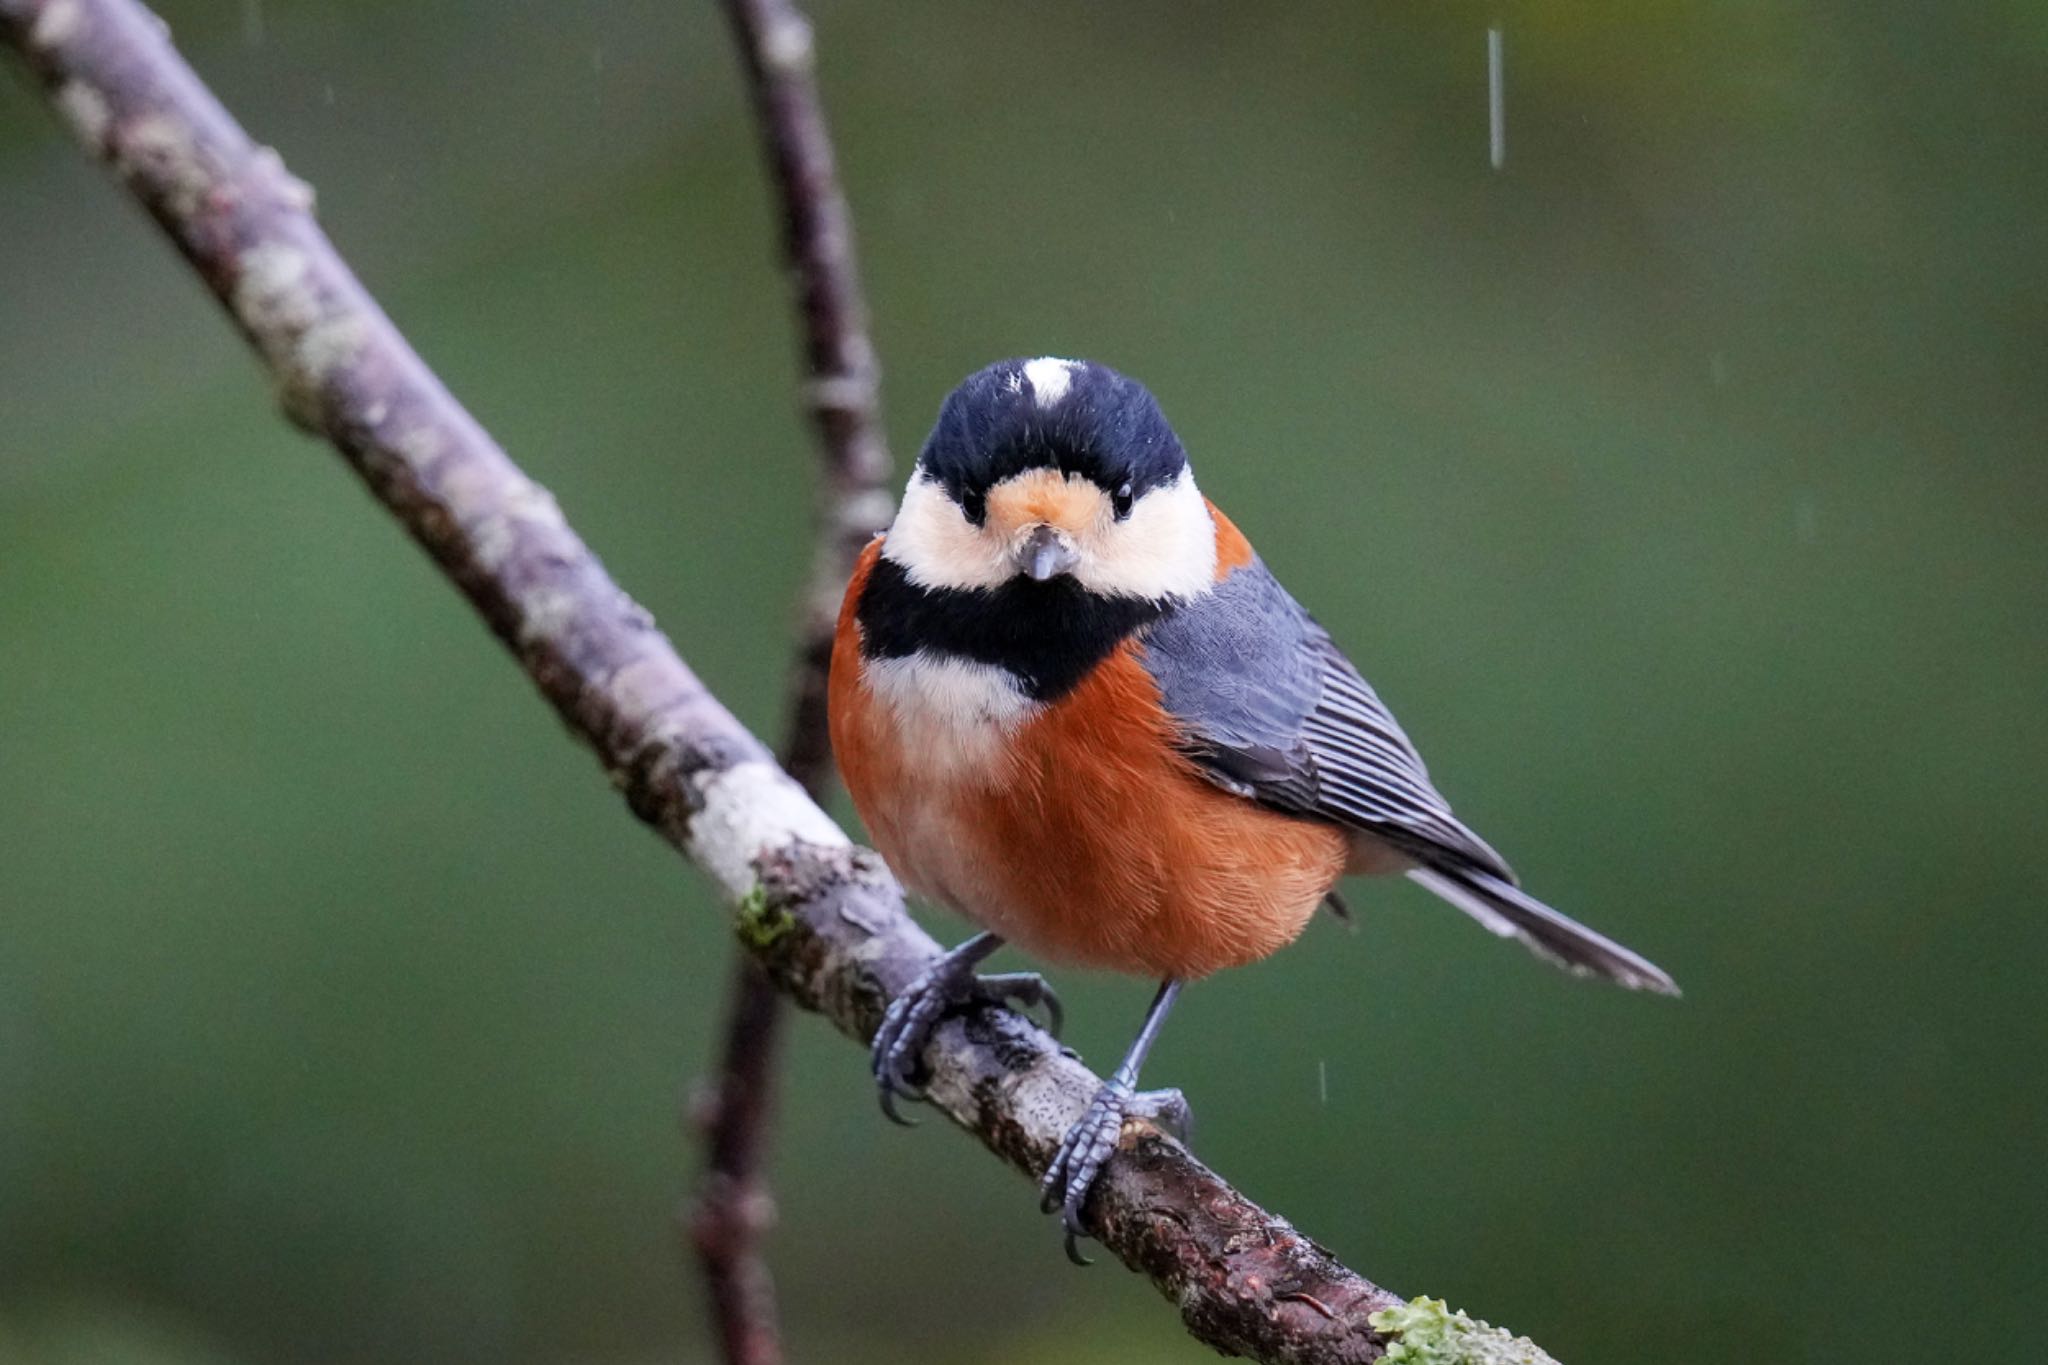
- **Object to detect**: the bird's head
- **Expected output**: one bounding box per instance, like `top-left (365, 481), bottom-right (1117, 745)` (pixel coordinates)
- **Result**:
top-left (881, 358), bottom-right (1217, 601)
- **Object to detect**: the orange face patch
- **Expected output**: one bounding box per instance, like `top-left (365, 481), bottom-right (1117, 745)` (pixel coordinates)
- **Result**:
top-left (985, 469), bottom-right (1109, 541)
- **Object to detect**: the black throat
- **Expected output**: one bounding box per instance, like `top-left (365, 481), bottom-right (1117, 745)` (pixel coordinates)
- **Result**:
top-left (856, 555), bottom-right (1170, 703)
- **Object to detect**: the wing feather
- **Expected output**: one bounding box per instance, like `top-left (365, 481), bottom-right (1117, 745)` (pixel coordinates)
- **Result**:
top-left (1138, 560), bottom-right (1512, 880)
top-left (1137, 558), bottom-right (1677, 994)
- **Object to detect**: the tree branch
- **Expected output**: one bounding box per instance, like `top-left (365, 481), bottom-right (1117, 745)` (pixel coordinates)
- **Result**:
top-left (684, 4), bottom-right (897, 1360)
top-left (687, 955), bottom-right (789, 1365)
top-left (0, 3), bottom-right (1560, 1360)
top-left (719, 0), bottom-right (894, 795)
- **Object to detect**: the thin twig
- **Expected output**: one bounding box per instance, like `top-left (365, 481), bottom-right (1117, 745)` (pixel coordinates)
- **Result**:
top-left (0, 4), bottom-right (1562, 1360)
top-left (683, 3), bottom-right (898, 1360)
top-left (687, 956), bottom-right (789, 1365)
top-left (721, 0), bottom-right (893, 784)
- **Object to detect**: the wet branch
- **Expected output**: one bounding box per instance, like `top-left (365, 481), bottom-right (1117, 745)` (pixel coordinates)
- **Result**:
top-left (683, 3), bottom-right (897, 1362)
top-left (0, 2), bottom-right (1562, 1360)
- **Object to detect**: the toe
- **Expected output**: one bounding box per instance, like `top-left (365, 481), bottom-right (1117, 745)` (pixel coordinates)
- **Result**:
top-left (1060, 1181), bottom-right (1093, 1245)
top-left (1034, 983), bottom-right (1065, 1039)
top-left (1055, 1123), bottom-right (1110, 1256)
top-left (1037, 1147), bottom-right (1070, 1213)
top-left (973, 972), bottom-right (1065, 1039)
top-left (870, 984), bottom-right (940, 1121)
top-left (877, 1080), bottom-right (921, 1127)
top-left (1041, 1084), bottom-right (1131, 1257)
top-left (1127, 1087), bottom-right (1191, 1142)
top-left (869, 997), bottom-right (911, 1069)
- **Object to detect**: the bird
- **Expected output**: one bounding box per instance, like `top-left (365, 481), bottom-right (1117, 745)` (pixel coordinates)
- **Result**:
top-left (827, 356), bottom-right (1677, 1262)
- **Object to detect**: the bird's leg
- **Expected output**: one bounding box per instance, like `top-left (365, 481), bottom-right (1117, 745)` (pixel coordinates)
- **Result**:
top-left (871, 931), bottom-right (1063, 1125)
top-left (1039, 979), bottom-right (1188, 1264)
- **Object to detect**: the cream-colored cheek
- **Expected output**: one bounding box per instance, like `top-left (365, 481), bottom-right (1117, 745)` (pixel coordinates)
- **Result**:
top-left (1073, 472), bottom-right (1217, 600)
top-left (881, 474), bottom-right (1012, 590)
top-left (883, 466), bottom-right (1218, 599)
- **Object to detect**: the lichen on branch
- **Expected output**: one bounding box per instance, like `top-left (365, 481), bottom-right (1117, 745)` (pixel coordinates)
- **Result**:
top-left (1371, 1299), bottom-right (1560, 1365)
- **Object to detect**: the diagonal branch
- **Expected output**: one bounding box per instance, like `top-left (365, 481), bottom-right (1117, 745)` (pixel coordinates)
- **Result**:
top-left (685, 3), bottom-right (898, 1362)
top-left (0, 3), bottom-right (1562, 1361)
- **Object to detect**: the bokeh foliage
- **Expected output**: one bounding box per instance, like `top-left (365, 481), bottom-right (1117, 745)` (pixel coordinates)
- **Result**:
top-left (2, 1), bottom-right (2043, 1361)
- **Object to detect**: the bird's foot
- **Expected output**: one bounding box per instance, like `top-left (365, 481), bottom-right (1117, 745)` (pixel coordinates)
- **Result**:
top-left (1039, 1081), bottom-right (1190, 1265)
top-left (871, 960), bottom-right (1062, 1125)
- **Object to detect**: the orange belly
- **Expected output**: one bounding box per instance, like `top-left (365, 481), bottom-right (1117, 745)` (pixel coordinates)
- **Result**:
top-left (831, 564), bottom-right (1346, 979)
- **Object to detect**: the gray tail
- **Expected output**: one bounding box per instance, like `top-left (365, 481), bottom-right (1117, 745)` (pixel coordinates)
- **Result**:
top-left (1407, 866), bottom-right (1680, 995)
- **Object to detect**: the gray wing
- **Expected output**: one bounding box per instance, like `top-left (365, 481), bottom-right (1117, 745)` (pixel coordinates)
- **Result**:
top-left (1138, 559), bottom-right (1516, 883)
top-left (1137, 560), bottom-right (1679, 995)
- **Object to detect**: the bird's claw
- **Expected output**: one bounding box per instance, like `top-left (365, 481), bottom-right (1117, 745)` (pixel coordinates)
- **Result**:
top-left (871, 968), bottom-right (948, 1125)
top-left (1039, 1082), bottom-right (1190, 1264)
top-left (973, 970), bottom-right (1065, 1039)
top-left (871, 963), bottom-right (1063, 1125)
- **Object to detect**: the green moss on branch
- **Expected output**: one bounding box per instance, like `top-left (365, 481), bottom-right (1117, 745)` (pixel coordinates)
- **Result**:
top-left (1369, 1298), bottom-right (1561, 1365)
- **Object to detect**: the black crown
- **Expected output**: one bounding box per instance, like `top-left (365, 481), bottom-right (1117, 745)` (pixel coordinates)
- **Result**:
top-left (916, 358), bottom-right (1187, 512)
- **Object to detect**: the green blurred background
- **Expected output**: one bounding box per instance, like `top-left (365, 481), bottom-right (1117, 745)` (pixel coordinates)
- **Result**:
top-left (3, 1), bottom-right (2044, 1360)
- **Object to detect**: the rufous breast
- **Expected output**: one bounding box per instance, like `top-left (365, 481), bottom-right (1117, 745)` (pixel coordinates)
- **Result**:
top-left (830, 539), bottom-right (1345, 980)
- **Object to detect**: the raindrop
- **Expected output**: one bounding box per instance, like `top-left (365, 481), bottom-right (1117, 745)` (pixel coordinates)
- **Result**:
top-left (1487, 25), bottom-right (1505, 171)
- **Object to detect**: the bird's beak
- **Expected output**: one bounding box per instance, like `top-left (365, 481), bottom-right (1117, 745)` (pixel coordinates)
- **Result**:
top-left (1019, 524), bottom-right (1081, 581)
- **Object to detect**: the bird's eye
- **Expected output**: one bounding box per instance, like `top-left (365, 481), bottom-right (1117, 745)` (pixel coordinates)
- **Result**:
top-left (961, 487), bottom-right (987, 525)
top-left (1111, 482), bottom-right (1134, 519)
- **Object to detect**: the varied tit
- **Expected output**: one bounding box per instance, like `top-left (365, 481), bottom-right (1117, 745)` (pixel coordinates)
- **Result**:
top-left (828, 357), bottom-right (1677, 1261)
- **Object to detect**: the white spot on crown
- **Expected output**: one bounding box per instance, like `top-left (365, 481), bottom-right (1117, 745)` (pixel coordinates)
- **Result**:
top-left (1022, 356), bottom-right (1078, 409)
